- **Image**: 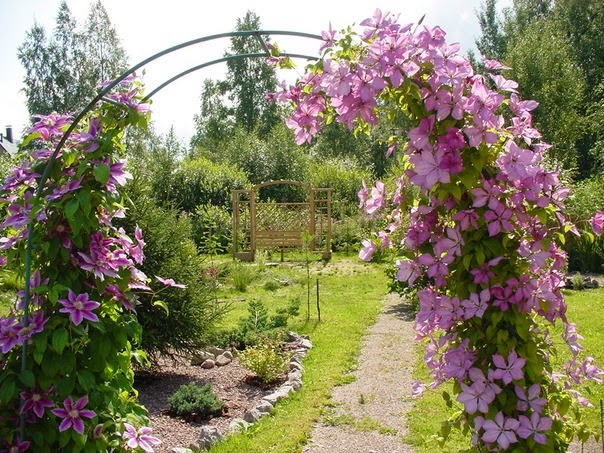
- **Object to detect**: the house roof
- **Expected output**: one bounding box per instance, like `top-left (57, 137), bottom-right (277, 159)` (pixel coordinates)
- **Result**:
top-left (0, 135), bottom-right (18, 156)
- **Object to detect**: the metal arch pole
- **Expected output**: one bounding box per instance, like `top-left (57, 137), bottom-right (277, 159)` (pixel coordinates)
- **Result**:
top-left (143, 52), bottom-right (318, 101)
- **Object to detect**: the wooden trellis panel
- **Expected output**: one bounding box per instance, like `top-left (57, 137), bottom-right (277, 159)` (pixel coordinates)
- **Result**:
top-left (232, 180), bottom-right (332, 261)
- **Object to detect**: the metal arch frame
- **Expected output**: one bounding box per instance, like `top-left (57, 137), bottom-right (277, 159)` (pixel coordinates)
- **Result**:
top-left (19, 29), bottom-right (323, 440)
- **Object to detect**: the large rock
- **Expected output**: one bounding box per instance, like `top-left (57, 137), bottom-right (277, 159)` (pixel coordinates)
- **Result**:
top-left (200, 359), bottom-right (215, 369)
top-left (263, 386), bottom-right (293, 405)
top-left (300, 338), bottom-right (313, 350)
top-left (207, 346), bottom-right (227, 356)
top-left (227, 418), bottom-right (250, 434)
top-left (243, 408), bottom-right (263, 423)
top-left (255, 400), bottom-right (274, 414)
top-left (197, 426), bottom-right (222, 449)
top-left (190, 351), bottom-right (215, 366)
top-left (215, 354), bottom-right (232, 367)
top-left (170, 448), bottom-right (193, 453)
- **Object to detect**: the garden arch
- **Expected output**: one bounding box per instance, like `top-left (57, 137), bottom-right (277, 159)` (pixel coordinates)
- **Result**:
top-left (22, 28), bottom-right (324, 316)
top-left (232, 180), bottom-right (332, 261)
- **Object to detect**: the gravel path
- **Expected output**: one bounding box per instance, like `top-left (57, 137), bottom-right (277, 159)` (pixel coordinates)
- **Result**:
top-left (303, 293), bottom-right (416, 453)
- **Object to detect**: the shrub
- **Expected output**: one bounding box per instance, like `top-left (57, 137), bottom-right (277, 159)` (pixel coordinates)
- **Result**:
top-left (210, 298), bottom-right (300, 349)
top-left (305, 157), bottom-right (372, 219)
top-left (238, 337), bottom-right (291, 385)
top-left (191, 203), bottom-right (232, 253)
top-left (570, 273), bottom-right (586, 290)
top-left (167, 382), bottom-right (224, 418)
top-left (157, 155), bottom-right (249, 212)
top-left (263, 279), bottom-right (281, 291)
top-left (116, 194), bottom-right (226, 363)
top-left (565, 176), bottom-right (604, 273)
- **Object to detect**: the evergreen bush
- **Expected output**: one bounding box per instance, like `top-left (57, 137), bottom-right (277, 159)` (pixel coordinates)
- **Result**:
top-left (167, 382), bottom-right (224, 418)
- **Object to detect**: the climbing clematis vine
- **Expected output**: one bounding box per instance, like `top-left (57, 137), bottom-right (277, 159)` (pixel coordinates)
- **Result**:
top-left (273, 9), bottom-right (602, 450)
top-left (0, 76), bottom-right (161, 450)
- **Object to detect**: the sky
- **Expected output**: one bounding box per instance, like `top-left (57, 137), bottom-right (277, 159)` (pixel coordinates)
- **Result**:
top-left (0, 0), bottom-right (511, 144)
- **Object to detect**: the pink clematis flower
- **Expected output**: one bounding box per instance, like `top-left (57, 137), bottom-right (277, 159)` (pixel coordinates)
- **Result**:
top-left (491, 350), bottom-right (526, 384)
top-left (155, 276), bottom-right (186, 289)
top-left (359, 239), bottom-right (377, 262)
top-left (120, 423), bottom-right (162, 452)
top-left (590, 211), bottom-right (604, 236)
top-left (51, 395), bottom-right (96, 434)
top-left (58, 290), bottom-right (100, 325)
top-left (517, 413), bottom-right (552, 445)
top-left (482, 412), bottom-right (519, 450)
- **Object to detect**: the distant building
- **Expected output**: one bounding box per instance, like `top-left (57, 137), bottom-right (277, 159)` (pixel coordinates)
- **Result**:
top-left (0, 126), bottom-right (18, 156)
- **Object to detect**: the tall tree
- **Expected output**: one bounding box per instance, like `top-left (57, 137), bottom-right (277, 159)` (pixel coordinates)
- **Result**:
top-left (81, 0), bottom-right (128, 88)
top-left (475, 0), bottom-right (507, 60)
top-left (18, 0), bottom-right (128, 119)
top-left (191, 11), bottom-right (280, 152)
top-left (506, 19), bottom-right (585, 169)
top-left (226, 11), bottom-right (279, 136)
top-left (18, 22), bottom-right (54, 116)
top-left (191, 79), bottom-right (233, 152)
top-left (50, 1), bottom-right (85, 113)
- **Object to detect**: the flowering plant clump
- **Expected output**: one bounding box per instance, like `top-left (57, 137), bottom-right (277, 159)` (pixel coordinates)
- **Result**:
top-left (0, 77), bottom-right (162, 450)
top-left (275, 9), bottom-right (603, 451)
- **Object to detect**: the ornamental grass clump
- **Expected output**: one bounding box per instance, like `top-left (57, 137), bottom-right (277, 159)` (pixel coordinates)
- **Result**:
top-left (274, 10), bottom-right (604, 450)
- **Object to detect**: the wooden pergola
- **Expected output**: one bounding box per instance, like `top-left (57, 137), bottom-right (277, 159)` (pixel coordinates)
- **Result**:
top-left (232, 180), bottom-right (332, 261)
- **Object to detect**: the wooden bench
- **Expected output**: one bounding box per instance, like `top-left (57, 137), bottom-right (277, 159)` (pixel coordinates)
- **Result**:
top-left (255, 230), bottom-right (303, 249)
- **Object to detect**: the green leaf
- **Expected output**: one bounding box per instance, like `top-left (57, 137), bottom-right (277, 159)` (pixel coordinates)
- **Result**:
top-left (76, 190), bottom-right (91, 216)
top-left (153, 300), bottom-right (170, 316)
top-left (19, 369), bottom-right (36, 388)
top-left (21, 131), bottom-right (41, 148)
top-left (65, 198), bottom-right (79, 220)
top-left (77, 370), bottom-right (96, 391)
top-left (0, 378), bottom-right (17, 402)
top-left (93, 164), bottom-right (110, 185)
top-left (463, 254), bottom-right (472, 270)
top-left (52, 328), bottom-right (69, 354)
top-left (98, 335), bottom-right (112, 358)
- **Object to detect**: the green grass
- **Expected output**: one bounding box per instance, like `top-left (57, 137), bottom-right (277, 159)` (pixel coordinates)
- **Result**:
top-left (206, 255), bottom-right (388, 452)
top-left (405, 286), bottom-right (604, 452)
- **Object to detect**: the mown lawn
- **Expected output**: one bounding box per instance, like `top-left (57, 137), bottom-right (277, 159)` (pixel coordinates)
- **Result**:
top-left (205, 254), bottom-right (390, 452)
top-left (405, 286), bottom-right (604, 452)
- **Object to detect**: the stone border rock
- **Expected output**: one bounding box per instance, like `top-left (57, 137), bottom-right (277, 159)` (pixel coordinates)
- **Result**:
top-left (175, 332), bottom-right (312, 452)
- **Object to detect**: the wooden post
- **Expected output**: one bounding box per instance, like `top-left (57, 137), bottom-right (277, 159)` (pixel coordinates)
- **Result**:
top-left (309, 189), bottom-right (316, 250)
top-left (250, 190), bottom-right (256, 259)
top-left (232, 191), bottom-right (238, 257)
top-left (316, 278), bottom-right (321, 322)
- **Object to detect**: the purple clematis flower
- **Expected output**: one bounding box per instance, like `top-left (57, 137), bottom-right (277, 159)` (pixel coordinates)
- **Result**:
top-left (20, 385), bottom-right (55, 418)
top-left (2, 435), bottom-right (30, 452)
top-left (0, 315), bottom-right (23, 354)
top-left (515, 383), bottom-right (547, 413)
top-left (120, 423), bottom-right (162, 452)
top-left (58, 290), bottom-right (100, 325)
top-left (51, 395), bottom-right (96, 434)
